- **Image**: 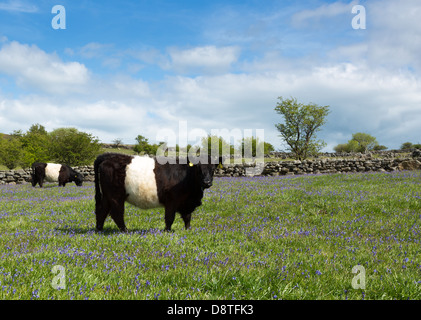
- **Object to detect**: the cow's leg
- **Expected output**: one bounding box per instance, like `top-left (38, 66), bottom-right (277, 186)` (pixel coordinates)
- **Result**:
top-left (39, 177), bottom-right (44, 188)
top-left (58, 176), bottom-right (66, 187)
top-left (164, 206), bottom-right (176, 231)
top-left (180, 211), bottom-right (192, 230)
top-left (182, 213), bottom-right (192, 230)
top-left (110, 200), bottom-right (127, 233)
top-left (95, 198), bottom-right (110, 232)
top-left (31, 174), bottom-right (36, 187)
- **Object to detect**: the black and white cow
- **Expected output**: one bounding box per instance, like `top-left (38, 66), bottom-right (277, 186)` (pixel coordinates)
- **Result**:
top-left (31, 162), bottom-right (83, 187)
top-left (94, 153), bottom-right (219, 232)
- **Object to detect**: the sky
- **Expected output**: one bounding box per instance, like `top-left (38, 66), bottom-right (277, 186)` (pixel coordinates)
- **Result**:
top-left (0, 0), bottom-right (420, 151)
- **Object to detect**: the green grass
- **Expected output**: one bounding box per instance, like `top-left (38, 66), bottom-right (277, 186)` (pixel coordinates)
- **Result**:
top-left (100, 147), bottom-right (137, 155)
top-left (0, 171), bottom-right (420, 300)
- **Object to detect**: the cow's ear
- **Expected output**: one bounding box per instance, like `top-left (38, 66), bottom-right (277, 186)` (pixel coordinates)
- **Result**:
top-left (189, 162), bottom-right (194, 167)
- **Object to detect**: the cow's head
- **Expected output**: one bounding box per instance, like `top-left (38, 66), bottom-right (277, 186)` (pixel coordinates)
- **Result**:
top-left (190, 155), bottom-right (222, 189)
top-left (72, 172), bottom-right (84, 186)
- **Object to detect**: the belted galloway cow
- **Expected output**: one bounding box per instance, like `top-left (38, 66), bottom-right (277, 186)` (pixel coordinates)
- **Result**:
top-left (31, 162), bottom-right (83, 187)
top-left (94, 153), bottom-right (219, 232)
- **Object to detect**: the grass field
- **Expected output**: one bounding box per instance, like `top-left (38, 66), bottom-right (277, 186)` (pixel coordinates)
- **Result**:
top-left (0, 171), bottom-right (420, 300)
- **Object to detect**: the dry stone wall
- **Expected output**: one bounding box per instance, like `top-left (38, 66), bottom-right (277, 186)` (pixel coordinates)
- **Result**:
top-left (1, 157), bottom-right (420, 185)
top-left (269, 149), bottom-right (415, 159)
top-left (216, 158), bottom-right (421, 177)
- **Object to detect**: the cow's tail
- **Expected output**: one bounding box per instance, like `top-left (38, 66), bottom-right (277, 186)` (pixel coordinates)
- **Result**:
top-left (94, 154), bottom-right (106, 206)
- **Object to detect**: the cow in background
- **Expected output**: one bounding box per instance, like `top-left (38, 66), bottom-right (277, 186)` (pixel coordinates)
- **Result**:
top-left (31, 162), bottom-right (83, 187)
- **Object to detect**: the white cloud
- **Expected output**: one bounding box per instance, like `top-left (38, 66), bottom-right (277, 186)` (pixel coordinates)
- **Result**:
top-left (366, 0), bottom-right (421, 71)
top-left (111, 77), bottom-right (151, 98)
top-left (168, 46), bottom-right (240, 74)
top-left (129, 45), bottom-right (241, 74)
top-left (0, 0), bottom-right (38, 13)
top-left (78, 42), bottom-right (113, 59)
top-left (326, 1), bottom-right (421, 72)
top-left (0, 95), bottom-right (160, 144)
top-left (0, 41), bottom-right (90, 94)
top-left (130, 47), bottom-right (171, 70)
top-left (291, 0), bottom-right (358, 27)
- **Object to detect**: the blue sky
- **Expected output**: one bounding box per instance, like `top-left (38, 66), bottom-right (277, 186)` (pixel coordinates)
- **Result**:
top-left (0, 0), bottom-right (420, 151)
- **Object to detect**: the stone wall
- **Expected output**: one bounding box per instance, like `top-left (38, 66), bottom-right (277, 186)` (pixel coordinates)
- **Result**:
top-left (269, 149), bottom-right (414, 159)
top-left (1, 157), bottom-right (420, 185)
top-left (218, 158), bottom-right (421, 177)
top-left (0, 168), bottom-right (32, 185)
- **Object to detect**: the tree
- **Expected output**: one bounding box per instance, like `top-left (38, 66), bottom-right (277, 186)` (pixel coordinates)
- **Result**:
top-left (334, 143), bottom-right (348, 153)
top-left (175, 144), bottom-right (191, 156)
top-left (400, 142), bottom-right (421, 150)
top-left (274, 97), bottom-right (329, 160)
top-left (0, 135), bottom-right (23, 169)
top-left (19, 124), bottom-right (49, 167)
top-left (334, 140), bottom-right (359, 153)
top-left (239, 137), bottom-right (274, 158)
top-left (373, 145), bottom-right (387, 151)
top-left (133, 135), bottom-right (165, 155)
top-left (200, 135), bottom-right (233, 158)
top-left (133, 135), bottom-right (150, 154)
top-left (27, 123), bottom-right (48, 136)
top-left (48, 128), bottom-right (101, 166)
top-left (334, 132), bottom-right (383, 153)
top-left (400, 142), bottom-right (413, 150)
top-left (186, 144), bottom-right (193, 154)
top-left (112, 138), bottom-right (123, 148)
top-left (351, 132), bottom-right (378, 153)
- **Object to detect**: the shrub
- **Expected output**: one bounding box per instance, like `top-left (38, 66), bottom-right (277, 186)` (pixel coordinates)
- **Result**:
top-left (48, 128), bottom-right (101, 166)
top-left (0, 135), bottom-right (23, 169)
